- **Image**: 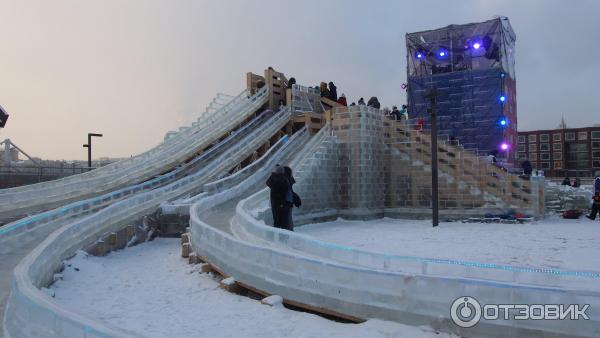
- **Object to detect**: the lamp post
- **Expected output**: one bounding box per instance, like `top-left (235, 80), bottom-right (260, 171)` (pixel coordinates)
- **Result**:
top-left (424, 89), bottom-right (442, 227)
top-left (83, 133), bottom-right (103, 169)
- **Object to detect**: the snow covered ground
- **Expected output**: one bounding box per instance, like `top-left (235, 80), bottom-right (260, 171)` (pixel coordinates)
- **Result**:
top-left (51, 238), bottom-right (457, 338)
top-left (297, 215), bottom-right (600, 273)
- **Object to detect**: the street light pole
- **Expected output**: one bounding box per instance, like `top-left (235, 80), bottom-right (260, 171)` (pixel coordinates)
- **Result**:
top-left (83, 133), bottom-right (103, 169)
top-left (424, 89), bottom-right (441, 227)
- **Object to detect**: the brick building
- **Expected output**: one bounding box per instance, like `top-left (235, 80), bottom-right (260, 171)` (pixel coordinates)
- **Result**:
top-left (517, 126), bottom-right (600, 177)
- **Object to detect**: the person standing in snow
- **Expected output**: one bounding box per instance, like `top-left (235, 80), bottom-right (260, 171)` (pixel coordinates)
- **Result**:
top-left (561, 176), bottom-right (571, 186)
top-left (358, 97), bottom-right (366, 105)
top-left (586, 192), bottom-right (600, 220)
top-left (594, 175), bottom-right (600, 194)
top-left (283, 166), bottom-right (301, 231)
top-left (521, 159), bottom-right (533, 178)
top-left (266, 165), bottom-right (292, 230)
top-left (337, 94), bottom-right (347, 106)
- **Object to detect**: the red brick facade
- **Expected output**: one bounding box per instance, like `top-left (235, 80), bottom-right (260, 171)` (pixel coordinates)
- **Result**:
top-left (518, 127), bottom-right (600, 177)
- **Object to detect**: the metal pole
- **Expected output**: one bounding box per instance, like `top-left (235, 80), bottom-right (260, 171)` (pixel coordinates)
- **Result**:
top-left (425, 89), bottom-right (441, 227)
top-left (84, 133), bottom-right (103, 170)
top-left (87, 134), bottom-right (92, 169)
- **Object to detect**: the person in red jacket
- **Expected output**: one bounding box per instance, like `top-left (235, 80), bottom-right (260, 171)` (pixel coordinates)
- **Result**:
top-left (337, 94), bottom-right (347, 106)
top-left (415, 117), bottom-right (425, 131)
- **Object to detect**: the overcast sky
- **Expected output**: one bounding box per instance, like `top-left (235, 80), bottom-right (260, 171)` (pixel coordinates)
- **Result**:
top-left (1, 0), bottom-right (598, 160)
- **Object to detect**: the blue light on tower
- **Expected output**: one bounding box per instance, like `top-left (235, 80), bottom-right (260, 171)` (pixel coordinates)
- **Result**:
top-left (498, 117), bottom-right (509, 127)
top-left (499, 95), bottom-right (506, 102)
top-left (416, 51), bottom-right (424, 59)
top-left (437, 48), bottom-right (448, 59)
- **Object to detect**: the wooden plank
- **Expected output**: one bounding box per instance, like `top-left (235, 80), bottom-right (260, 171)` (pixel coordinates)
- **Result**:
top-left (194, 253), bottom-right (364, 323)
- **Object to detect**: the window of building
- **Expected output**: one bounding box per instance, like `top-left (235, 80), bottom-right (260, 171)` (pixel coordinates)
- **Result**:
top-left (565, 132), bottom-right (576, 141)
top-left (594, 160), bottom-right (600, 168)
top-left (518, 135), bottom-right (526, 143)
top-left (540, 153), bottom-right (550, 160)
top-left (529, 153), bottom-right (537, 161)
top-left (553, 133), bottom-right (562, 142)
top-left (568, 143), bottom-right (589, 152)
top-left (553, 142), bottom-right (562, 151)
top-left (553, 152), bottom-right (562, 160)
top-left (565, 143), bottom-right (589, 170)
top-left (540, 143), bottom-right (550, 151)
top-left (554, 161), bottom-right (562, 169)
top-left (592, 131), bottom-right (600, 139)
top-left (517, 144), bottom-right (525, 152)
top-left (541, 162), bottom-right (551, 169)
top-left (529, 144), bottom-right (537, 152)
top-left (593, 151), bottom-right (600, 159)
top-left (593, 141), bottom-right (600, 149)
top-left (578, 131), bottom-right (588, 140)
top-left (540, 134), bottom-right (549, 142)
top-left (528, 135), bottom-right (537, 143)
top-left (518, 152), bottom-right (527, 160)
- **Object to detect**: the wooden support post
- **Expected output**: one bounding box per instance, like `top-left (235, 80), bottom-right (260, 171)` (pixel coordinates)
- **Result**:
top-left (181, 233), bottom-right (190, 245)
top-left (108, 232), bottom-right (117, 246)
top-left (181, 242), bottom-right (191, 258)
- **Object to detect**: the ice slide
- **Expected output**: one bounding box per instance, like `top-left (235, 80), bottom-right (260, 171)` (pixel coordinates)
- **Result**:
top-left (0, 88), bottom-right (269, 221)
top-left (3, 105), bottom-right (293, 337)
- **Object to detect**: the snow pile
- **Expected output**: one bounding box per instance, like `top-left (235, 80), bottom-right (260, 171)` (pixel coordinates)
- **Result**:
top-left (297, 216), bottom-right (600, 273)
top-left (51, 238), bottom-right (456, 338)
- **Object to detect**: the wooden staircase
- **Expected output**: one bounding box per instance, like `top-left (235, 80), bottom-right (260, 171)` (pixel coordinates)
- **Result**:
top-left (383, 118), bottom-right (538, 213)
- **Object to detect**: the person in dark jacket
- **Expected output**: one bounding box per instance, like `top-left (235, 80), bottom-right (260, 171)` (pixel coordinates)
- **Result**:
top-left (287, 77), bottom-right (296, 89)
top-left (283, 166), bottom-right (301, 230)
top-left (573, 178), bottom-right (581, 188)
top-left (337, 94), bottom-right (347, 106)
top-left (561, 177), bottom-right (571, 186)
top-left (586, 192), bottom-right (600, 220)
top-left (390, 106), bottom-right (401, 120)
top-left (357, 97), bottom-right (365, 105)
top-left (266, 165), bottom-right (292, 230)
top-left (367, 96), bottom-right (381, 109)
top-left (328, 82), bottom-right (338, 101)
top-left (521, 159), bottom-right (533, 177)
top-left (320, 82), bottom-right (330, 98)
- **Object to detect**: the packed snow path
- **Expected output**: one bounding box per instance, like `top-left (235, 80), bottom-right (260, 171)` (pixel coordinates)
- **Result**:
top-left (50, 238), bottom-right (457, 338)
top-left (297, 216), bottom-right (600, 273)
top-left (0, 220), bottom-right (75, 336)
